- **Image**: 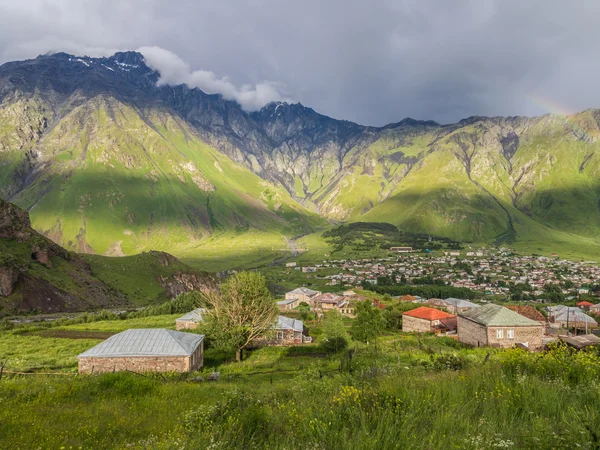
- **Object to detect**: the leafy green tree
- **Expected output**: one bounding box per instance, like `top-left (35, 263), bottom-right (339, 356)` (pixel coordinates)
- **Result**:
top-left (351, 300), bottom-right (385, 344)
top-left (383, 303), bottom-right (419, 330)
top-left (201, 272), bottom-right (278, 361)
top-left (321, 310), bottom-right (349, 353)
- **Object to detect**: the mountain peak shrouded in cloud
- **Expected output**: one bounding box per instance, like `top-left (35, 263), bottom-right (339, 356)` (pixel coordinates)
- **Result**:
top-left (138, 46), bottom-right (291, 111)
top-left (2, 1), bottom-right (600, 124)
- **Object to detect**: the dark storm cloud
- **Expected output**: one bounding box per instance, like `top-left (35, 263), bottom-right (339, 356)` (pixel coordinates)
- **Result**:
top-left (1, 0), bottom-right (599, 125)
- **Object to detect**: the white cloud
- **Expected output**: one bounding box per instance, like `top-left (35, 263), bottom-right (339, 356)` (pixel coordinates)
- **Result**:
top-left (138, 46), bottom-right (290, 111)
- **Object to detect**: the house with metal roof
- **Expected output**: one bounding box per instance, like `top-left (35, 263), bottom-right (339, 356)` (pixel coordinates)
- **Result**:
top-left (281, 287), bottom-right (322, 310)
top-left (274, 315), bottom-right (306, 344)
top-left (458, 304), bottom-right (543, 350)
top-left (547, 306), bottom-right (598, 330)
top-left (175, 308), bottom-right (206, 330)
top-left (77, 329), bottom-right (204, 374)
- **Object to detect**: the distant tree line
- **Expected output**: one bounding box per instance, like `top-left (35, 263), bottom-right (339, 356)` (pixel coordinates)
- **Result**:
top-left (322, 222), bottom-right (464, 253)
top-left (365, 284), bottom-right (477, 300)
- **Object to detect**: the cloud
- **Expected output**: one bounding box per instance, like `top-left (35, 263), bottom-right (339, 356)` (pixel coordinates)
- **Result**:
top-left (139, 46), bottom-right (290, 110)
top-left (1, 1), bottom-right (600, 124)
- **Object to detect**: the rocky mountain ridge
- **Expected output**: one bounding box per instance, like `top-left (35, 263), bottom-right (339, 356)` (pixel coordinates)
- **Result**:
top-left (0, 51), bottom-right (599, 261)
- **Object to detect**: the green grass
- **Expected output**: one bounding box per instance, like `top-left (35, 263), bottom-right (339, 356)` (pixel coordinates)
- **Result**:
top-left (0, 333), bottom-right (599, 449)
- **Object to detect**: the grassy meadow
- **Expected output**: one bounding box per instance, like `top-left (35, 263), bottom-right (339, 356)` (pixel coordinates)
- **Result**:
top-left (1, 313), bottom-right (600, 449)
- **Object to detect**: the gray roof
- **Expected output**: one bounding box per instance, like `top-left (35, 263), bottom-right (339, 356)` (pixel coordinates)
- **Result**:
top-left (287, 287), bottom-right (319, 296)
top-left (442, 298), bottom-right (480, 308)
top-left (275, 315), bottom-right (303, 332)
top-left (459, 304), bottom-right (541, 327)
top-left (552, 307), bottom-right (597, 324)
top-left (277, 298), bottom-right (297, 305)
top-left (561, 334), bottom-right (600, 349)
top-left (78, 329), bottom-right (204, 358)
top-left (176, 308), bottom-right (206, 323)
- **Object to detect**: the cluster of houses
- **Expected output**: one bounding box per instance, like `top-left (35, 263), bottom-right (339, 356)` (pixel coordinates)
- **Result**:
top-left (78, 305), bottom-right (313, 374)
top-left (277, 287), bottom-right (356, 316)
top-left (76, 284), bottom-right (600, 375)
top-left (401, 297), bottom-right (599, 350)
top-left (291, 252), bottom-right (600, 297)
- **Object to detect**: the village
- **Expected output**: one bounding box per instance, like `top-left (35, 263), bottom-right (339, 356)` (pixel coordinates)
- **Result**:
top-left (282, 248), bottom-right (600, 297)
top-left (74, 248), bottom-right (600, 375)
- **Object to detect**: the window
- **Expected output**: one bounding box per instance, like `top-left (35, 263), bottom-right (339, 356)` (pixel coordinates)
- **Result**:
top-left (277, 331), bottom-right (284, 340)
top-left (507, 329), bottom-right (514, 339)
top-left (496, 329), bottom-right (504, 339)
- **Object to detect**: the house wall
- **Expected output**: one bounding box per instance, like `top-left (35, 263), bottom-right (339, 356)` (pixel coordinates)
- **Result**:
top-left (457, 316), bottom-right (488, 347)
top-left (175, 320), bottom-right (199, 331)
top-left (78, 342), bottom-right (204, 374)
top-left (486, 326), bottom-right (543, 350)
top-left (458, 316), bottom-right (543, 349)
top-left (79, 356), bottom-right (189, 374)
top-left (260, 329), bottom-right (303, 346)
top-left (402, 315), bottom-right (432, 333)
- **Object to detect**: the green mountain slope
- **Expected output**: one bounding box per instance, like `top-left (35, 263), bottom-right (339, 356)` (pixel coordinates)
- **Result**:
top-left (1, 52), bottom-right (600, 264)
top-left (0, 198), bottom-right (214, 316)
top-left (0, 93), bottom-right (324, 269)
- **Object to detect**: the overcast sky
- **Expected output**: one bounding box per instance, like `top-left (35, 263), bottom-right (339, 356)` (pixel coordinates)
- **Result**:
top-left (1, 0), bottom-right (599, 125)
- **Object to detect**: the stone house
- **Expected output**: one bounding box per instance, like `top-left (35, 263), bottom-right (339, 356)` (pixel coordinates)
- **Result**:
top-left (402, 307), bottom-right (457, 333)
top-left (310, 293), bottom-right (348, 311)
top-left (285, 287), bottom-right (321, 304)
top-left (175, 308), bottom-right (206, 330)
top-left (272, 316), bottom-right (307, 345)
top-left (458, 304), bottom-right (543, 350)
top-left (78, 329), bottom-right (204, 374)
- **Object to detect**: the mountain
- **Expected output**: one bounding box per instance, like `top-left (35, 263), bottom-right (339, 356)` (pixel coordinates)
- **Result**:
top-left (0, 197), bottom-right (213, 316)
top-left (1, 51), bottom-right (600, 263)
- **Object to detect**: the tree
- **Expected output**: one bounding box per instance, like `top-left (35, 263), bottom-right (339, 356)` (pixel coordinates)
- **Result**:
top-left (383, 303), bottom-right (418, 330)
top-left (201, 271), bottom-right (278, 362)
top-left (321, 310), bottom-right (349, 353)
top-left (351, 300), bottom-right (385, 345)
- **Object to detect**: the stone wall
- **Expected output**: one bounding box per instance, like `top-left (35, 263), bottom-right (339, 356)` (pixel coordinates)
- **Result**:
top-left (457, 316), bottom-right (488, 347)
top-left (175, 320), bottom-right (199, 330)
top-left (486, 325), bottom-right (543, 350)
top-left (78, 356), bottom-right (190, 374)
top-left (79, 342), bottom-right (204, 374)
top-left (458, 316), bottom-right (544, 350)
top-left (402, 315), bottom-right (432, 333)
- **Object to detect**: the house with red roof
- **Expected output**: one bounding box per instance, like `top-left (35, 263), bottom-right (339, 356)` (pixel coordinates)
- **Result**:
top-left (576, 301), bottom-right (594, 312)
top-left (402, 306), bottom-right (456, 334)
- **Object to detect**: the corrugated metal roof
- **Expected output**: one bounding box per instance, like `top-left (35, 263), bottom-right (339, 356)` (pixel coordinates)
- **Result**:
top-left (77, 329), bottom-right (204, 358)
top-left (275, 315), bottom-right (303, 332)
top-left (561, 334), bottom-right (600, 349)
top-left (287, 287), bottom-right (319, 296)
top-left (552, 307), bottom-right (597, 324)
top-left (459, 304), bottom-right (541, 327)
top-left (176, 308), bottom-right (206, 323)
top-left (443, 298), bottom-right (480, 308)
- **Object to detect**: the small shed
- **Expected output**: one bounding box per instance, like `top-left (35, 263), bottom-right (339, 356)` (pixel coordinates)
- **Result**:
top-left (175, 308), bottom-right (206, 330)
top-left (561, 334), bottom-right (600, 349)
top-left (78, 329), bottom-right (204, 374)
